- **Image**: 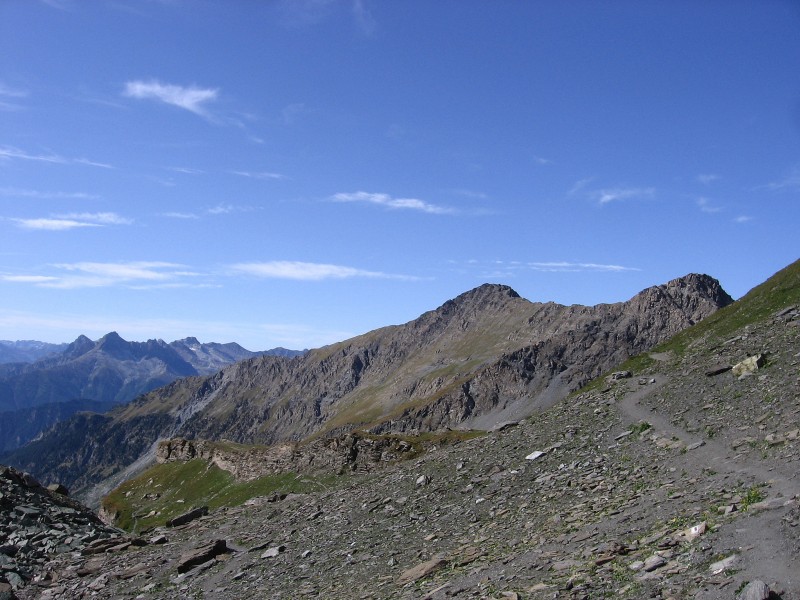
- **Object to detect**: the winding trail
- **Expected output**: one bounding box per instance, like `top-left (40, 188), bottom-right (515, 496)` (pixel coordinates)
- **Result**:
top-left (614, 372), bottom-right (800, 598)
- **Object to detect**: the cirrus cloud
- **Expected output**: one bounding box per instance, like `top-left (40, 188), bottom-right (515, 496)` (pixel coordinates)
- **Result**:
top-left (230, 260), bottom-right (417, 281)
top-left (124, 80), bottom-right (219, 118)
top-left (11, 212), bottom-right (131, 230)
top-left (331, 191), bottom-right (455, 214)
top-left (1, 261), bottom-right (203, 289)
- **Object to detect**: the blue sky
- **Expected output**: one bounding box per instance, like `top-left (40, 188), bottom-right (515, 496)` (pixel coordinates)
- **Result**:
top-left (1, 1), bottom-right (798, 351)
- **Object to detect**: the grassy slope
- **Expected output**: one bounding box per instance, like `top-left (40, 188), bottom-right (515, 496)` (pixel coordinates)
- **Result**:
top-left (102, 459), bottom-right (340, 533)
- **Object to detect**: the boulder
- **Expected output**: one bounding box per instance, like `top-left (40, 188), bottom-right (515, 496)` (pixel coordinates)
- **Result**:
top-left (176, 539), bottom-right (229, 573)
top-left (732, 354), bottom-right (765, 377)
top-left (737, 580), bottom-right (770, 600)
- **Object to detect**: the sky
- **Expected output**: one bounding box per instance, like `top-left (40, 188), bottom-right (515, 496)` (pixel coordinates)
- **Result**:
top-left (1, 0), bottom-right (799, 351)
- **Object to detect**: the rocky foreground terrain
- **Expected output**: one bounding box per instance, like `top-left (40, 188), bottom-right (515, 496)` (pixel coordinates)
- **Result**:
top-left (0, 260), bottom-right (796, 599)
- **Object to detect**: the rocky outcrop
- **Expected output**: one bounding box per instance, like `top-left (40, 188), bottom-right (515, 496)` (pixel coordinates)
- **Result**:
top-left (156, 433), bottom-right (416, 480)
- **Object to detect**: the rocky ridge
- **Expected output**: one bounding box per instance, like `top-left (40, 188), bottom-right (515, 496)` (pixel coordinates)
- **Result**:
top-left (5, 274), bottom-right (732, 501)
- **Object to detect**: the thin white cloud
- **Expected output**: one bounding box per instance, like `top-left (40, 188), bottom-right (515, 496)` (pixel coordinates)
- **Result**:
top-left (352, 0), bottom-right (377, 35)
top-left (56, 212), bottom-right (132, 225)
top-left (1, 261), bottom-right (200, 289)
top-left (74, 157), bottom-right (115, 169)
top-left (0, 145), bottom-right (112, 168)
top-left (696, 197), bottom-right (721, 214)
top-left (230, 260), bottom-right (416, 281)
top-left (567, 178), bottom-right (593, 196)
top-left (0, 146), bottom-right (65, 164)
top-left (1, 275), bottom-right (59, 284)
top-left (12, 218), bottom-right (101, 231)
top-left (162, 211), bottom-right (200, 220)
top-left (206, 204), bottom-right (239, 215)
top-left (763, 166), bottom-right (800, 191)
top-left (11, 212), bottom-right (131, 230)
top-left (123, 80), bottom-right (218, 118)
top-left (0, 83), bottom-right (27, 98)
top-left (450, 189), bottom-right (488, 200)
top-left (0, 83), bottom-right (28, 111)
top-left (595, 187), bottom-right (655, 205)
top-left (456, 259), bottom-right (639, 276)
top-left (697, 173), bottom-right (719, 184)
top-left (169, 167), bottom-right (204, 175)
top-left (528, 261), bottom-right (640, 273)
top-left (331, 191), bottom-right (455, 214)
top-left (532, 155), bottom-right (553, 166)
top-left (734, 215), bottom-right (753, 223)
top-left (0, 187), bottom-right (98, 200)
top-left (230, 170), bottom-right (285, 180)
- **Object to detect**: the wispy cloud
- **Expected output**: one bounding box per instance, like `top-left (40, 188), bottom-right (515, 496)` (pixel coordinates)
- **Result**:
top-left (1, 261), bottom-right (202, 289)
top-left (280, 0), bottom-right (375, 33)
top-left (169, 167), bottom-right (204, 175)
top-left (734, 215), bottom-right (753, 224)
top-left (123, 80), bottom-right (218, 118)
top-left (594, 187), bottom-right (655, 205)
top-left (11, 218), bottom-right (101, 231)
top-left (207, 203), bottom-right (254, 215)
top-left (229, 260), bottom-right (417, 281)
top-left (56, 212), bottom-right (132, 225)
top-left (0, 145), bottom-right (113, 168)
top-left (697, 173), bottom-right (719, 184)
top-left (282, 102), bottom-right (311, 125)
top-left (532, 155), bottom-right (553, 166)
top-left (454, 259), bottom-right (640, 277)
top-left (0, 83), bottom-right (28, 111)
top-left (762, 166), bottom-right (800, 191)
top-left (162, 211), bottom-right (200, 220)
top-left (527, 261), bottom-right (640, 273)
top-left (0, 187), bottom-right (98, 200)
top-left (352, 0), bottom-right (377, 35)
top-left (230, 170), bottom-right (285, 180)
top-left (11, 212), bottom-right (131, 230)
top-left (0, 145), bottom-right (65, 164)
top-left (74, 157), bottom-right (115, 169)
top-left (331, 191), bottom-right (455, 214)
top-left (568, 178), bottom-right (593, 196)
top-left (696, 197), bottom-right (721, 214)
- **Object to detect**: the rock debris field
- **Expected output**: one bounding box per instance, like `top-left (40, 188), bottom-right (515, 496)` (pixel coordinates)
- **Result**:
top-left (4, 306), bottom-right (800, 600)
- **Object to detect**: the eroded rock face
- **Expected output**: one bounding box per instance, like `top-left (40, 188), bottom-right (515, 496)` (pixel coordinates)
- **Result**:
top-left (155, 433), bottom-right (416, 480)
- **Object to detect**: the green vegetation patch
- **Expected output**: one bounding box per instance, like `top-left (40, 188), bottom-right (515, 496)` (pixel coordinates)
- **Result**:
top-left (102, 459), bottom-right (340, 533)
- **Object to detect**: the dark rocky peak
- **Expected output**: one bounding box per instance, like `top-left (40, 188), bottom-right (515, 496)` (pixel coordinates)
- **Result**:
top-left (435, 283), bottom-right (522, 318)
top-left (630, 274), bottom-right (733, 325)
top-left (62, 334), bottom-right (95, 360)
top-left (177, 337), bottom-right (201, 347)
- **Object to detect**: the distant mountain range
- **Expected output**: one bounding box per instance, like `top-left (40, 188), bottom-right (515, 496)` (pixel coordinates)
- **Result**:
top-left (0, 340), bottom-right (68, 364)
top-left (0, 333), bottom-right (304, 451)
top-left (2, 272), bottom-right (733, 502)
